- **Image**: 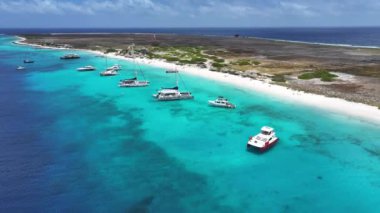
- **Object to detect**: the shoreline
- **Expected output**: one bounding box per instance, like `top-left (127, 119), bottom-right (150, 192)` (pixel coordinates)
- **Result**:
top-left (14, 36), bottom-right (380, 125)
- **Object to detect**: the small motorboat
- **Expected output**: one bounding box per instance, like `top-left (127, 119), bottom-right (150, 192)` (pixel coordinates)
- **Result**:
top-left (208, 96), bottom-right (236, 109)
top-left (247, 126), bottom-right (279, 152)
top-left (100, 69), bottom-right (118, 76)
top-left (107, 64), bottom-right (122, 71)
top-left (23, 59), bottom-right (34, 63)
top-left (166, 70), bottom-right (178, 73)
top-left (16, 66), bottom-right (26, 70)
top-left (60, 54), bottom-right (80, 59)
top-left (77, 65), bottom-right (96, 71)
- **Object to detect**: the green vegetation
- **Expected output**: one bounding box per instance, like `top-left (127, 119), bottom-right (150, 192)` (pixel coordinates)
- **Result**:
top-left (298, 70), bottom-right (338, 82)
top-left (212, 62), bottom-right (226, 68)
top-left (252, 61), bottom-right (261, 65)
top-left (235, 59), bottom-right (251, 66)
top-left (231, 59), bottom-right (260, 66)
top-left (271, 74), bottom-right (286, 82)
top-left (164, 56), bottom-right (179, 62)
top-left (105, 48), bottom-right (117, 53)
top-left (147, 46), bottom-right (212, 65)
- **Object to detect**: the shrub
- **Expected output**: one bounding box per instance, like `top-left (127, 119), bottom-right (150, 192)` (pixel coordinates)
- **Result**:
top-left (233, 59), bottom-right (251, 66)
top-left (212, 62), bottom-right (226, 68)
top-left (164, 56), bottom-right (179, 62)
top-left (271, 74), bottom-right (286, 82)
top-left (253, 61), bottom-right (261, 65)
top-left (298, 70), bottom-right (337, 82)
top-left (105, 48), bottom-right (117, 53)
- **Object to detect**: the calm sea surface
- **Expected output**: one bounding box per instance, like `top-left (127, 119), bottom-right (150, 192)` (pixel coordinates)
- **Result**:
top-left (0, 35), bottom-right (380, 212)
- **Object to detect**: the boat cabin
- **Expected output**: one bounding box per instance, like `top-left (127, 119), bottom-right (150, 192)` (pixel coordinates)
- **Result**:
top-left (261, 126), bottom-right (274, 135)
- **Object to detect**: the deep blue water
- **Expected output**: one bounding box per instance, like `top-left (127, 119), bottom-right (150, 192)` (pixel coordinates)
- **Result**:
top-left (1, 35), bottom-right (380, 212)
top-left (1, 27), bottom-right (380, 47)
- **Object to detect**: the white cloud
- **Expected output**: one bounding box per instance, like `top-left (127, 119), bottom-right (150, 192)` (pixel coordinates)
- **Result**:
top-left (0, 0), bottom-right (167, 15)
top-left (279, 1), bottom-right (316, 16)
top-left (197, 1), bottom-right (264, 18)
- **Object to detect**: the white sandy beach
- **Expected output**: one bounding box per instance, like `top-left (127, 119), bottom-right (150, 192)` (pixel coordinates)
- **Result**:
top-left (15, 37), bottom-right (380, 124)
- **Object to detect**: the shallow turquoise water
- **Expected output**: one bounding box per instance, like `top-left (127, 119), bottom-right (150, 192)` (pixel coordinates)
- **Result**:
top-left (1, 35), bottom-right (380, 212)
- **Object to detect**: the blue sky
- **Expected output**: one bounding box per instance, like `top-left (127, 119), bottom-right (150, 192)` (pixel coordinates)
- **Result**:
top-left (0, 0), bottom-right (379, 28)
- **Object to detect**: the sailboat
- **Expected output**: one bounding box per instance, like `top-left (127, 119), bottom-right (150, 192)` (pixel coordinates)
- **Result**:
top-left (119, 44), bottom-right (149, 87)
top-left (153, 72), bottom-right (193, 101)
top-left (100, 56), bottom-right (118, 76)
top-left (119, 71), bottom-right (149, 87)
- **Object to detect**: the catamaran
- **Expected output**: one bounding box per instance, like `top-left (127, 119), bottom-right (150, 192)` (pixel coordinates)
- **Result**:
top-left (208, 96), bottom-right (236, 109)
top-left (247, 126), bottom-right (279, 152)
top-left (77, 65), bottom-right (96, 71)
top-left (119, 77), bottom-right (149, 87)
top-left (119, 44), bottom-right (149, 87)
top-left (153, 72), bottom-right (193, 101)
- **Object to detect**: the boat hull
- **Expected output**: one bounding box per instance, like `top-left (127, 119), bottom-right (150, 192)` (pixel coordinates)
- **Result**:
top-left (208, 101), bottom-right (235, 109)
top-left (100, 73), bottom-right (118, 76)
top-left (153, 94), bottom-right (194, 101)
top-left (119, 82), bottom-right (150, 87)
top-left (247, 138), bottom-right (279, 153)
top-left (78, 69), bottom-right (95, 72)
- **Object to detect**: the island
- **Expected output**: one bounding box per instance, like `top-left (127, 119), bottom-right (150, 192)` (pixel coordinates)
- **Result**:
top-left (20, 33), bottom-right (380, 108)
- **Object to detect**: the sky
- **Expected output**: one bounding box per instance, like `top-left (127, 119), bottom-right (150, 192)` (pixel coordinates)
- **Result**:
top-left (0, 0), bottom-right (379, 28)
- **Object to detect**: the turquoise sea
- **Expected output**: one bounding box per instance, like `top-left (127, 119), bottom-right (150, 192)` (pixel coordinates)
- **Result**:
top-left (1, 35), bottom-right (380, 212)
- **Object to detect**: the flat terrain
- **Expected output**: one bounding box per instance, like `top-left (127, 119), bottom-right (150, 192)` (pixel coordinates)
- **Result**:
top-left (22, 33), bottom-right (380, 107)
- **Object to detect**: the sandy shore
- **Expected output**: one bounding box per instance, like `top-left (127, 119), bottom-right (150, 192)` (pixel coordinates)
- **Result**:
top-left (15, 37), bottom-right (380, 124)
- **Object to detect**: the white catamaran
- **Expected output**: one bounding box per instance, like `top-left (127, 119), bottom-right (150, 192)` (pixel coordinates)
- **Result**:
top-left (119, 44), bottom-right (149, 87)
top-left (153, 72), bottom-right (193, 101)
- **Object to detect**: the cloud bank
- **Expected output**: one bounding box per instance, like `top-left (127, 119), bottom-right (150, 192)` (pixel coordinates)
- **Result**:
top-left (0, 0), bottom-right (379, 27)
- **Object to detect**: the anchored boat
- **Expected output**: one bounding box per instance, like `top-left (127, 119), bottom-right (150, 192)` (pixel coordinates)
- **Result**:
top-left (77, 65), bottom-right (96, 71)
top-left (208, 96), bottom-right (236, 109)
top-left (16, 66), bottom-right (26, 70)
top-left (119, 44), bottom-right (149, 87)
top-left (166, 70), bottom-right (178, 73)
top-left (153, 72), bottom-right (193, 101)
top-left (247, 126), bottom-right (279, 152)
top-left (23, 59), bottom-right (34, 63)
top-left (60, 54), bottom-right (80, 59)
top-left (153, 86), bottom-right (193, 101)
top-left (107, 64), bottom-right (122, 71)
top-left (119, 77), bottom-right (149, 87)
top-left (100, 69), bottom-right (118, 76)
top-left (99, 56), bottom-right (118, 76)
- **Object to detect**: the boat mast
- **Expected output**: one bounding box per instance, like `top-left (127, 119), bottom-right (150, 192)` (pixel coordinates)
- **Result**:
top-left (129, 43), bottom-right (137, 78)
top-left (176, 72), bottom-right (179, 87)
